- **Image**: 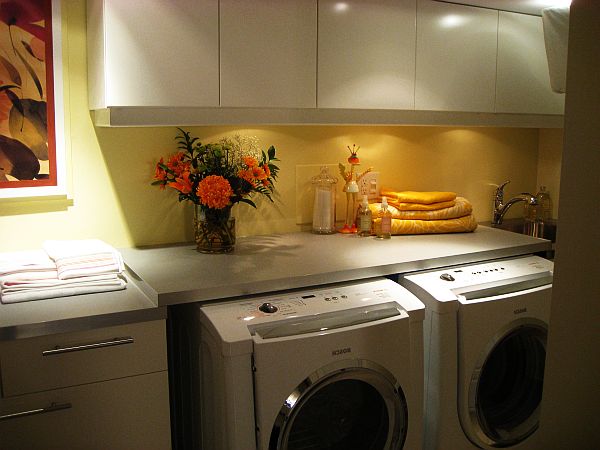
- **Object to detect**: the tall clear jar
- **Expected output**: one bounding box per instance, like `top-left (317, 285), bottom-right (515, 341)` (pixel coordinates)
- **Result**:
top-left (311, 166), bottom-right (337, 234)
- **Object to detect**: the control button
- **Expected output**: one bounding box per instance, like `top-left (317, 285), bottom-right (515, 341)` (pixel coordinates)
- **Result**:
top-left (341, 295), bottom-right (348, 299)
top-left (259, 302), bottom-right (278, 313)
top-left (440, 273), bottom-right (455, 282)
top-left (324, 297), bottom-right (331, 301)
top-left (332, 296), bottom-right (338, 300)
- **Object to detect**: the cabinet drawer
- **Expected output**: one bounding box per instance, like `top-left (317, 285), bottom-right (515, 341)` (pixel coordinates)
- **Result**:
top-left (0, 371), bottom-right (171, 450)
top-left (0, 320), bottom-right (167, 397)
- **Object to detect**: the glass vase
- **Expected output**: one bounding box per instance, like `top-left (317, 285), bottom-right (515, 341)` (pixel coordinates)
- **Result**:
top-left (194, 205), bottom-right (236, 253)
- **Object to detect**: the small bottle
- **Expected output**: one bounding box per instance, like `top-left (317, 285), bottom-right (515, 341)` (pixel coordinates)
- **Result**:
top-left (535, 186), bottom-right (553, 221)
top-left (375, 196), bottom-right (392, 239)
top-left (356, 195), bottom-right (372, 237)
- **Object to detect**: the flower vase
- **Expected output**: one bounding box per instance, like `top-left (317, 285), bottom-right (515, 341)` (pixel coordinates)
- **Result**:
top-left (194, 206), bottom-right (236, 253)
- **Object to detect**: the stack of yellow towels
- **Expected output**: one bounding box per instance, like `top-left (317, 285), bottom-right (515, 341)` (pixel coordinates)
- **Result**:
top-left (369, 190), bottom-right (477, 235)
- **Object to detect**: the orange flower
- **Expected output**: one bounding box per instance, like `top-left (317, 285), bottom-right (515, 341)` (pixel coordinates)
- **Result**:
top-left (238, 168), bottom-right (256, 187)
top-left (262, 164), bottom-right (271, 178)
top-left (251, 165), bottom-right (267, 180)
top-left (197, 175), bottom-right (233, 209)
top-left (168, 171), bottom-right (193, 194)
top-left (243, 156), bottom-right (258, 167)
top-left (166, 152), bottom-right (189, 177)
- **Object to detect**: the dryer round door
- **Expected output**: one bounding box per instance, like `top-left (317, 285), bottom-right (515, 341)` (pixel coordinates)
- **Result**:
top-left (467, 319), bottom-right (547, 448)
top-left (268, 360), bottom-right (408, 450)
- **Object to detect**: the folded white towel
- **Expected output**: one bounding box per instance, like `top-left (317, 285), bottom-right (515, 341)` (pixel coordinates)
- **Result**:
top-left (0, 275), bottom-right (127, 304)
top-left (0, 250), bottom-right (57, 279)
top-left (43, 239), bottom-right (124, 280)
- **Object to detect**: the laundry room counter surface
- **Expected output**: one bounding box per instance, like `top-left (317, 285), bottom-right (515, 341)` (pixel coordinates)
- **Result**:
top-left (121, 226), bottom-right (551, 306)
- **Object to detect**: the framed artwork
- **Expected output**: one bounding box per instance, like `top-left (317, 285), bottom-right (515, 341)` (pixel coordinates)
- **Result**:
top-left (0, 0), bottom-right (66, 198)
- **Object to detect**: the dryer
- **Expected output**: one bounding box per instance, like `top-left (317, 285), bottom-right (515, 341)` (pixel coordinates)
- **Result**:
top-left (399, 255), bottom-right (553, 450)
top-left (174, 278), bottom-right (425, 450)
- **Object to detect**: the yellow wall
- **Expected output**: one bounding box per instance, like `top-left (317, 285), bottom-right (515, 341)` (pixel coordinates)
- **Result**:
top-left (0, 0), bottom-right (557, 251)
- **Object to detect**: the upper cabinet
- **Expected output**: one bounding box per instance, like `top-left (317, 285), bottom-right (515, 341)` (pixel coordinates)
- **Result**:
top-left (318, 0), bottom-right (416, 110)
top-left (220, 0), bottom-right (317, 108)
top-left (496, 11), bottom-right (565, 115)
top-left (415, 0), bottom-right (497, 112)
top-left (87, 0), bottom-right (564, 126)
top-left (87, 0), bottom-right (219, 108)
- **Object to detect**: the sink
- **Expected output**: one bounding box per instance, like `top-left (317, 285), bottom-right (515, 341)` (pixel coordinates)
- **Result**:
top-left (488, 218), bottom-right (557, 243)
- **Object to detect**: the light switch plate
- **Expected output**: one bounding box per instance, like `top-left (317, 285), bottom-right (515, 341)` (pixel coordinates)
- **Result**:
top-left (359, 171), bottom-right (380, 200)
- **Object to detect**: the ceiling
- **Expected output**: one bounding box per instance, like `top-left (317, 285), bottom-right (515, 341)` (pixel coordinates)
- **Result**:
top-left (437, 1), bottom-right (571, 16)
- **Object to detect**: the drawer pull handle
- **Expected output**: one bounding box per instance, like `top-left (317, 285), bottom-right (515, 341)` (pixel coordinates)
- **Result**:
top-left (0, 402), bottom-right (72, 421)
top-left (42, 336), bottom-right (134, 356)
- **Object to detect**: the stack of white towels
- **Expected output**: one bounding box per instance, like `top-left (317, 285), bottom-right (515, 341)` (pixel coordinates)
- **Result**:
top-left (0, 240), bottom-right (127, 304)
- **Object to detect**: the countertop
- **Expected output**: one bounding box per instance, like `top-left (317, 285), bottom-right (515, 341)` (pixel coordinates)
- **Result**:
top-left (121, 226), bottom-right (551, 306)
top-left (0, 226), bottom-right (550, 340)
top-left (0, 271), bottom-right (166, 341)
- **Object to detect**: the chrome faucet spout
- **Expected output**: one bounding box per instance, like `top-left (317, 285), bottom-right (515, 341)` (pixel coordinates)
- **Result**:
top-left (492, 181), bottom-right (537, 225)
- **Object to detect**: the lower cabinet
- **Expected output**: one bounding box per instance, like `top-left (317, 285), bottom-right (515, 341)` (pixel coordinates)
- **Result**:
top-left (0, 319), bottom-right (171, 449)
top-left (0, 372), bottom-right (170, 450)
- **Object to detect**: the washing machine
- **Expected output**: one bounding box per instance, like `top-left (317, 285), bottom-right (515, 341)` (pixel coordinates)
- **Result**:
top-left (171, 277), bottom-right (425, 450)
top-left (399, 255), bottom-right (553, 450)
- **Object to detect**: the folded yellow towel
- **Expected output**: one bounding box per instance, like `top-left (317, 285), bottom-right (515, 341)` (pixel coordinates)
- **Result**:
top-left (369, 197), bottom-right (473, 220)
top-left (381, 189), bottom-right (457, 205)
top-left (373, 214), bottom-right (478, 235)
top-left (386, 199), bottom-right (456, 211)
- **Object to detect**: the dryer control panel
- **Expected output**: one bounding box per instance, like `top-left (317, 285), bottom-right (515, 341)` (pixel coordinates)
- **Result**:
top-left (401, 255), bottom-right (553, 309)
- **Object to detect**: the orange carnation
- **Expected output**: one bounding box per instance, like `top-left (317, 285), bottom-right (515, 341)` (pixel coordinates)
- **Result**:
top-left (197, 175), bottom-right (233, 209)
top-left (243, 156), bottom-right (258, 167)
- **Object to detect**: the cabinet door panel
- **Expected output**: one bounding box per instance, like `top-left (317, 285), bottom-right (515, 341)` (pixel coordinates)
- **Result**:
top-left (415, 0), bottom-right (497, 112)
top-left (318, 0), bottom-right (416, 109)
top-left (220, 0), bottom-right (317, 107)
top-left (0, 372), bottom-right (170, 450)
top-left (90, 0), bottom-right (219, 108)
top-left (496, 11), bottom-right (565, 114)
top-left (0, 320), bottom-right (167, 396)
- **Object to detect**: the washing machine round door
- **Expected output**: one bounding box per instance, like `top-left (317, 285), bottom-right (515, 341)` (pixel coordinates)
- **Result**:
top-left (269, 361), bottom-right (408, 450)
top-left (468, 320), bottom-right (547, 447)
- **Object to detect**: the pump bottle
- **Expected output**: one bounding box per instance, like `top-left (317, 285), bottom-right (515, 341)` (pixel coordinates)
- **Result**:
top-left (375, 197), bottom-right (392, 239)
top-left (356, 195), bottom-right (372, 237)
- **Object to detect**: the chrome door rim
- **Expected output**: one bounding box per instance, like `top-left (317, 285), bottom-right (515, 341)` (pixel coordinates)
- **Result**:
top-left (269, 359), bottom-right (408, 450)
top-left (466, 318), bottom-right (548, 448)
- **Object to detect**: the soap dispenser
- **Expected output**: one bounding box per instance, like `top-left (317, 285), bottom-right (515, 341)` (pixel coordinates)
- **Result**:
top-left (356, 195), bottom-right (372, 237)
top-left (311, 166), bottom-right (337, 234)
top-left (375, 196), bottom-right (392, 239)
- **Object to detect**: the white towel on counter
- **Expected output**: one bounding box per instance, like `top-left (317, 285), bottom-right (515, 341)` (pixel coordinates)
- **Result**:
top-left (43, 239), bottom-right (124, 280)
top-left (0, 250), bottom-right (58, 281)
top-left (0, 240), bottom-right (127, 304)
top-left (0, 274), bottom-right (126, 304)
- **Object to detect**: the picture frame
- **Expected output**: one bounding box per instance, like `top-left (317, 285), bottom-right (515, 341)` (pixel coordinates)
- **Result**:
top-left (0, 0), bottom-right (66, 199)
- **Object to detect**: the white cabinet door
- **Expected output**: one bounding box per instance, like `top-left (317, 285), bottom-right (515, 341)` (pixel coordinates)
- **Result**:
top-left (415, 0), bottom-right (498, 112)
top-left (87, 0), bottom-right (219, 108)
top-left (318, 0), bottom-right (416, 110)
top-left (220, 0), bottom-right (317, 108)
top-left (0, 372), bottom-right (171, 450)
top-left (496, 11), bottom-right (565, 114)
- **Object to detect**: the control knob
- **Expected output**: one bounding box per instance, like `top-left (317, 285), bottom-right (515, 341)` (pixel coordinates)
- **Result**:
top-left (259, 302), bottom-right (278, 313)
top-left (440, 273), bottom-right (455, 282)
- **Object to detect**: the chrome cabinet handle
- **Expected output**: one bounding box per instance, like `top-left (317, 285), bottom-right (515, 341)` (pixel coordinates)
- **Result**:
top-left (42, 336), bottom-right (134, 356)
top-left (0, 402), bottom-right (72, 421)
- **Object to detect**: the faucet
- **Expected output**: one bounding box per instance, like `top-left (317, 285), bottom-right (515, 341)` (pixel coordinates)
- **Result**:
top-left (492, 181), bottom-right (538, 225)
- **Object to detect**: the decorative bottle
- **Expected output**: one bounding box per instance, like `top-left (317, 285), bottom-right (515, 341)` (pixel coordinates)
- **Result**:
top-left (311, 166), bottom-right (337, 234)
top-left (356, 195), bottom-right (372, 237)
top-left (375, 196), bottom-right (392, 239)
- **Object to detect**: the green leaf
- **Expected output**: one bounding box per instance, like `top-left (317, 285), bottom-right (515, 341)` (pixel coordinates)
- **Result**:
top-left (268, 145), bottom-right (276, 160)
top-left (239, 198), bottom-right (257, 208)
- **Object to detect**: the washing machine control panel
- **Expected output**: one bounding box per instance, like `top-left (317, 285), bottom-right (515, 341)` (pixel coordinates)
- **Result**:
top-left (219, 278), bottom-right (417, 324)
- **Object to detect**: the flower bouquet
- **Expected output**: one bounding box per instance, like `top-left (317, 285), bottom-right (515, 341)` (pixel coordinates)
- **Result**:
top-left (152, 128), bottom-right (279, 253)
